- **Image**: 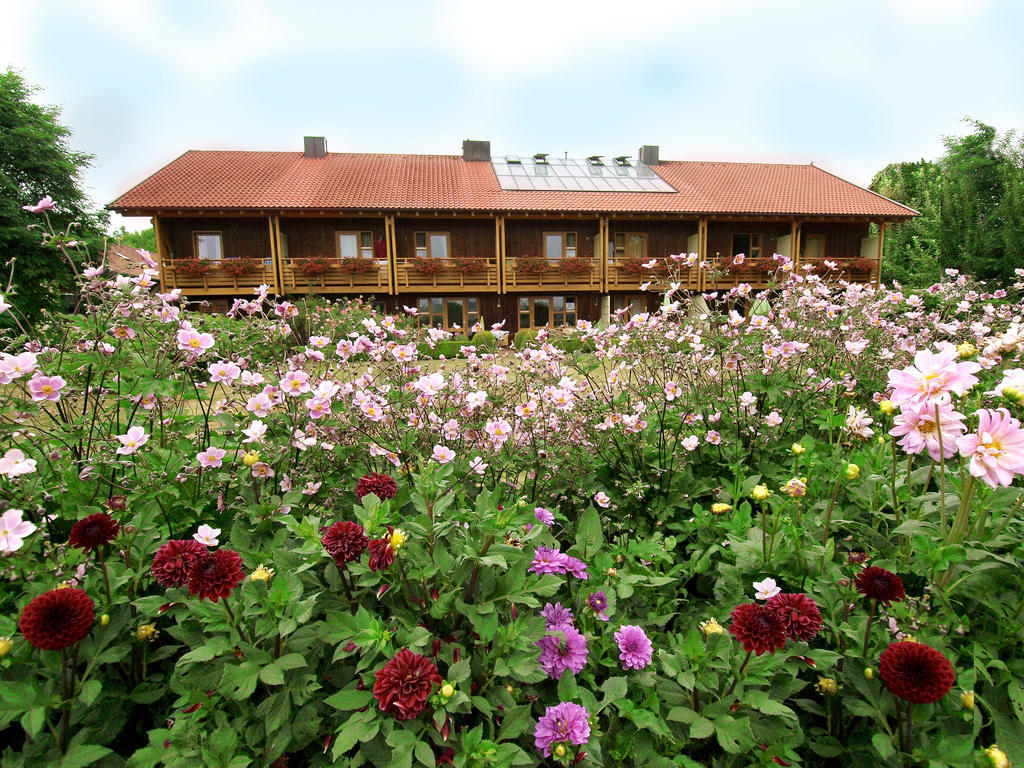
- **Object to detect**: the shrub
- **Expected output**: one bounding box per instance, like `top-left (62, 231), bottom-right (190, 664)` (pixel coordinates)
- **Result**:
top-left (471, 329), bottom-right (497, 350)
top-left (514, 328), bottom-right (539, 349)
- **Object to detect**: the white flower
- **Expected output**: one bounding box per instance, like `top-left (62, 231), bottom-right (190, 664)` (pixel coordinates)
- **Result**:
top-left (594, 491), bottom-right (611, 508)
top-left (0, 509), bottom-right (36, 553)
top-left (753, 577), bottom-right (781, 600)
top-left (193, 524), bottom-right (221, 547)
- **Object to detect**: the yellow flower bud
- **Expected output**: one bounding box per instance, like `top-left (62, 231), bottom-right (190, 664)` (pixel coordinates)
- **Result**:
top-left (700, 618), bottom-right (724, 637)
top-left (961, 691), bottom-right (974, 710)
top-left (751, 484), bottom-right (771, 501)
top-left (864, 667), bottom-right (875, 680)
top-left (791, 443), bottom-right (806, 455)
top-left (815, 676), bottom-right (838, 696)
top-left (389, 528), bottom-right (408, 551)
top-left (100, 614), bottom-right (110, 626)
top-left (134, 624), bottom-right (158, 643)
top-left (440, 683), bottom-right (455, 699)
top-left (242, 450), bottom-right (260, 467)
top-left (56, 581), bottom-right (71, 589)
top-left (710, 502), bottom-right (732, 515)
top-left (879, 400), bottom-right (895, 415)
top-left (505, 684), bottom-right (515, 695)
top-left (554, 744), bottom-right (567, 758)
top-left (956, 342), bottom-right (976, 358)
top-left (0, 637), bottom-right (13, 657)
top-left (250, 564), bottom-right (274, 583)
top-left (844, 463), bottom-right (861, 480)
top-left (1003, 386), bottom-right (1024, 405)
top-left (985, 745), bottom-right (1010, 768)
top-left (606, 567), bottom-right (618, 578)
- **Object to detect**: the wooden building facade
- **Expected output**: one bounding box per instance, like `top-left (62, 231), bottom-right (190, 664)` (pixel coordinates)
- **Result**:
top-left (112, 140), bottom-right (915, 333)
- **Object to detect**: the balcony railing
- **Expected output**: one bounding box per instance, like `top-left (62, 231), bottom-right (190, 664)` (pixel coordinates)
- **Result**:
top-left (395, 258), bottom-right (499, 292)
top-left (281, 258), bottom-right (390, 293)
top-left (161, 259), bottom-right (277, 295)
top-left (605, 259), bottom-right (700, 291)
top-left (504, 257), bottom-right (600, 290)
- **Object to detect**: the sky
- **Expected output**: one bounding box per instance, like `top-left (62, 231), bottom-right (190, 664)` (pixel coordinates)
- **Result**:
top-left (2, 0), bottom-right (1023, 233)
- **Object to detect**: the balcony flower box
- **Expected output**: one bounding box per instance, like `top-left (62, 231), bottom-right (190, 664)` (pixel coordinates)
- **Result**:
top-left (618, 258), bottom-right (649, 276)
top-left (410, 257), bottom-right (445, 276)
top-left (174, 259), bottom-right (214, 277)
top-left (454, 257), bottom-right (488, 274)
top-left (301, 256), bottom-right (335, 276)
top-left (340, 258), bottom-right (379, 274)
top-left (517, 255), bottom-right (550, 274)
top-left (220, 258), bottom-right (255, 277)
top-left (847, 258), bottom-right (876, 274)
top-left (560, 257), bottom-right (592, 274)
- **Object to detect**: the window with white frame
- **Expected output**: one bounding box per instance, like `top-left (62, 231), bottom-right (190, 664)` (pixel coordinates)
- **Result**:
top-left (194, 232), bottom-right (223, 261)
top-left (337, 231), bottom-right (374, 259)
top-left (415, 231), bottom-right (450, 259)
top-left (544, 232), bottom-right (577, 264)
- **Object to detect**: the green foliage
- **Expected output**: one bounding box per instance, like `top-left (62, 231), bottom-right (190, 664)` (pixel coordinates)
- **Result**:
top-left (513, 329), bottom-right (538, 349)
top-left (0, 68), bottom-right (107, 321)
top-left (872, 119), bottom-right (1024, 286)
top-left (111, 226), bottom-right (156, 253)
top-left (471, 330), bottom-right (497, 350)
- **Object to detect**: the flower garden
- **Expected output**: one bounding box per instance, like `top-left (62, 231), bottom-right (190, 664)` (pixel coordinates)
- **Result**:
top-left (0, 209), bottom-right (1022, 768)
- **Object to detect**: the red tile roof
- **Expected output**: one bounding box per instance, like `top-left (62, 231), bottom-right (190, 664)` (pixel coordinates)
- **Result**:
top-left (110, 151), bottom-right (916, 218)
top-left (104, 243), bottom-right (148, 276)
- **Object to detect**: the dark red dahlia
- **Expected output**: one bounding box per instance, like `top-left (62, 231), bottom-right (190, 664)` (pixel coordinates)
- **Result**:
top-left (187, 549), bottom-right (244, 602)
top-left (355, 473), bottom-right (398, 502)
top-left (19, 588), bottom-right (95, 650)
top-left (68, 512), bottom-right (120, 551)
top-left (372, 648), bottom-right (442, 720)
top-left (321, 521), bottom-right (369, 566)
top-left (879, 641), bottom-right (955, 704)
top-left (367, 527), bottom-right (395, 572)
top-left (152, 539), bottom-right (207, 588)
top-left (765, 593), bottom-right (823, 642)
top-left (729, 602), bottom-right (787, 655)
top-left (855, 567), bottom-right (906, 606)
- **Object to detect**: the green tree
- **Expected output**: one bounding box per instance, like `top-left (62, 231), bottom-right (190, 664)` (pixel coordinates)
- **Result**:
top-left (0, 68), bottom-right (107, 322)
top-left (111, 225), bottom-right (156, 252)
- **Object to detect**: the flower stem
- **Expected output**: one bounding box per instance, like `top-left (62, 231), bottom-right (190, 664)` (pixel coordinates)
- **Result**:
top-left (97, 547), bottom-right (113, 605)
top-left (861, 599), bottom-right (878, 658)
top-left (725, 651), bottom-right (752, 698)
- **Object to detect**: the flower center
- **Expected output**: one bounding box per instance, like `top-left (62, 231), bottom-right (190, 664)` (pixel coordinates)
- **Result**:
top-left (189, 339), bottom-right (201, 348)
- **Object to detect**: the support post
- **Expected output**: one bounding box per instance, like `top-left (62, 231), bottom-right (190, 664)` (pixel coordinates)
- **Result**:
top-left (599, 216), bottom-right (608, 291)
top-left (385, 215), bottom-right (397, 295)
top-left (273, 215), bottom-right (284, 296)
top-left (496, 216), bottom-right (505, 293)
top-left (698, 217), bottom-right (708, 291)
top-left (153, 215), bottom-right (168, 289)
top-left (876, 222), bottom-right (886, 288)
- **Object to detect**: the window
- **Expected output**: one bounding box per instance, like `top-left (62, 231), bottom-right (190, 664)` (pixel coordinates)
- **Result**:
top-left (417, 297), bottom-right (480, 331)
top-left (337, 231), bottom-right (374, 259)
top-left (519, 295), bottom-right (577, 328)
top-left (415, 231), bottom-right (450, 259)
top-left (611, 232), bottom-right (647, 263)
top-left (611, 295), bottom-right (645, 316)
top-left (194, 232), bottom-right (222, 261)
top-left (731, 233), bottom-right (762, 260)
top-left (802, 234), bottom-right (825, 261)
top-left (544, 232), bottom-right (577, 264)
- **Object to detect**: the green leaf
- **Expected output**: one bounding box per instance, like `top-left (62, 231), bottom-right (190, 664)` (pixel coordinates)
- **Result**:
top-left (59, 744), bottom-right (114, 768)
top-left (414, 740), bottom-right (434, 767)
top-left (557, 672), bottom-right (578, 701)
top-left (599, 676), bottom-right (628, 712)
top-left (714, 715), bottom-right (753, 754)
top-left (78, 679), bottom-right (102, 706)
top-left (498, 705), bottom-right (533, 740)
top-left (324, 688), bottom-right (373, 711)
top-left (220, 662), bottom-right (260, 700)
top-left (744, 689), bottom-right (796, 719)
top-left (689, 716), bottom-right (714, 739)
top-left (448, 658), bottom-right (471, 684)
top-left (575, 505), bottom-right (604, 554)
top-left (22, 707), bottom-right (46, 738)
top-left (871, 732), bottom-right (896, 760)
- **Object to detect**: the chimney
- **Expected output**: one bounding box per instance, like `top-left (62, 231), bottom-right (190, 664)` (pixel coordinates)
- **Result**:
top-left (638, 145), bottom-right (660, 165)
top-left (303, 136), bottom-right (327, 158)
top-left (462, 139), bottom-right (491, 162)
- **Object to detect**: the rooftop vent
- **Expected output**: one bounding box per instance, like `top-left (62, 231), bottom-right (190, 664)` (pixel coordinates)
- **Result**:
top-left (638, 145), bottom-right (660, 165)
top-left (613, 155), bottom-right (631, 166)
top-left (533, 153), bottom-right (549, 164)
top-left (462, 139), bottom-right (491, 162)
top-left (505, 154), bottom-right (521, 164)
top-left (303, 136), bottom-right (327, 158)
top-left (586, 155), bottom-right (604, 165)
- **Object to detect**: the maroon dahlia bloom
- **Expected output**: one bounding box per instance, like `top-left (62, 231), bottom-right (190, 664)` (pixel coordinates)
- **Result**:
top-left (367, 528), bottom-right (396, 572)
top-left (151, 539), bottom-right (207, 588)
top-left (729, 602), bottom-right (787, 655)
top-left (355, 473), bottom-right (398, 502)
top-left (322, 521), bottom-right (369, 566)
top-left (879, 641), bottom-right (955, 704)
top-left (855, 566), bottom-right (906, 606)
top-left (187, 549), bottom-right (244, 602)
top-left (372, 648), bottom-right (442, 720)
top-left (68, 512), bottom-right (120, 551)
top-left (765, 593), bottom-right (823, 642)
top-left (19, 588), bottom-right (95, 650)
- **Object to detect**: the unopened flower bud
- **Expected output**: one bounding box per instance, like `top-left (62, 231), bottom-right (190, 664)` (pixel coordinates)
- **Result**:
top-left (751, 484), bottom-right (771, 501)
top-left (250, 564), bottom-right (274, 583)
top-left (1003, 386), bottom-right (1024, 405)
top-left (606, 567), bottom-right (618, 578)
top-left (985, 745), bottom-right (1010, 768)
top-left (554, 744), bottom-right (567, 758)
top-left (242, 451), bottom-right (260, 467)
top-left (505, 685), bottom-right (514, 695)
top-left (864, 667), bottom-right (875, 680)
top-left (879, 400), bottom-right (895, 415)
top-left (100, 614), bottom-right (110, 626)
top-left (134, 624), bottom-right (158, 643)
top-left (440, 683), bottom-right (454, 699)
top-left (961, 691), bottom-right (974, 710)
top-left (700, 618), bottom-right (724, 637)
top-left (956, 342), bottom-right (976, 358)
top-left (0, 637), bottom-right (13, 657)
top-left (791, 443), bottom-right (806, 455)
top-left (815, 676), bottom-right (838, 695)
top-left (844, 463), bottom-right (861, 480)
top-left (710, 502), bottom-right (732, 515)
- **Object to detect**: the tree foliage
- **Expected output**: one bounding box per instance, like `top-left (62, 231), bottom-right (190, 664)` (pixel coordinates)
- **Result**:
top-left (111, 225), bottom-right (156, 252)
top-left (0, 68), bottom-right (107, 321)
top-left (872, 119), bottom-right (1024, 286)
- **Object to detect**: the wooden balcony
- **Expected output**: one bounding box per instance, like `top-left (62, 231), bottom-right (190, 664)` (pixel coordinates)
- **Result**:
top-left (161, 260), bottom-right (277, 295)
top-left (704, 258), bottom-right (774, 290)
top-left (504, 257), bottom-right (600, 291)
top-left (394, 258), bottom-right (499, 293)
top-left (281, 258), bottom-right (391, 294)
top-left (605, 260), bottom-right (700, 292)
top-left (797, 258), bottom-right (880, 284)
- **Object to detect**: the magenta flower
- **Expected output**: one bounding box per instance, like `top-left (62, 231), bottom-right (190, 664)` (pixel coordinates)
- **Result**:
top-left (22, 196), bottom-right (55, 214)
top-left (534, 702), bottom-right (591, 758)
top-left (890, 400), bottom-right (966, 460)
top-left (586, 591), bottom-right (609, 621)
top-left (116, 426), bottom-right (148, 456)
top-left (540, 602), bottom-right (575, 631)
top-left (0, 508), bottom-right (36, 553)
top-left (957, 408), bottom-right (1024, 488)
top-left (536, 626), bottom-right (588, 679)
top-left (196, 447), bottom-right (226, 468)
top-left (534, 507), bottom-right (555, 527)
top-left (614, 625), bottom-right (653, 670)
top-left (28, 374), bottom-right (66, 402)
top-left (528, 546), bottom-right (567, 575)
top-left (887, 346), bottom-right (980, 406)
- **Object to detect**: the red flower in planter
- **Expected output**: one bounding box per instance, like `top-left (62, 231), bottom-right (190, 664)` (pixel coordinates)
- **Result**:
top-left (372, 648), bottom-right (442, 720)
top-left (174, 259), bottom-right (213, 277)
top-left (19, 588), bottom-right (95, 650)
